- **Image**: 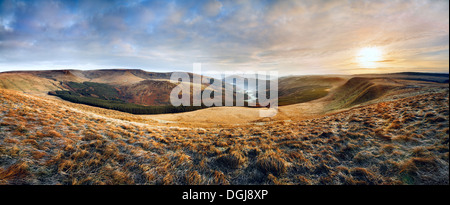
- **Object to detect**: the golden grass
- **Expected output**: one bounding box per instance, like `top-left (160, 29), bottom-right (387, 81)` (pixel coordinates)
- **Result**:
top-left (256, 150), bottom-right (287, 176)
top-left (0, 162), bottom-right (29, 184)
top-left (0, 87), bottom-right (448, 185)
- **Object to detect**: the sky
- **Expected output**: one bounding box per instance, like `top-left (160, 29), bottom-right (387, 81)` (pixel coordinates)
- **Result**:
top-left (0, 0), bottom-right (448, 75)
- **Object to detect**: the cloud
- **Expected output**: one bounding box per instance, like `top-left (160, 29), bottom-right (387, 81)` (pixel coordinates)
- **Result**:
top-left (0, 0), bottom-right (448, 74)
top-left (202, 0), bottom-right (222, 17)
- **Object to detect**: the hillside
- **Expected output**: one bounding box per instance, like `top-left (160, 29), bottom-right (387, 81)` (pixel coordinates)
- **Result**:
top-left (0, 73), bottom-right (65, 94)
top-left (0, 69), bottom-right (231, 113)
top-left (326, 77), bottom-right (400, 110)
top-left (277, 76), bottom-right (347, 106)
top-left (1, 70), bottom-right (448, 123)
top-left (0, 71), bottom-right (448, 185)
top-left (326, 73), bottom-right (449, 111)
top-left (145, 73), bottom-right (448, 126)
top-left (0, 85), bottom-right (448, 184)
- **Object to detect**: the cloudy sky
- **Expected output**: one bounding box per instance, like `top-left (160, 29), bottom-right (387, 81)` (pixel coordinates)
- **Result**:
top-left (0, 0), bottom-right (448, 75)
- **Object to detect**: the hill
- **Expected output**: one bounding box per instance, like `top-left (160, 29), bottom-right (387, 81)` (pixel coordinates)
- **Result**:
top-left (0, 73), bottom-right (65, 94)
top-left (0, 69), bottom-right (232, 114)
top-left (277, 76), bottom-right (347, 106)
top-left (1, 70), bottom-right (448, 119)
top-left (0, 71), bottom-right (448, 185)
top-left (326, 73), bottom-right (449, 111)
top-left (0, 84), bottom-right (447, 184)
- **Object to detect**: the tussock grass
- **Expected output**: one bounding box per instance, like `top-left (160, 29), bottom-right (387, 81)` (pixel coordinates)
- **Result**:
top-left (0, 88), bottom-right (448, 184)
top-left (216, 151), bottom-right (246, 169)
top-left (256, 150), bottom-right (287, 176)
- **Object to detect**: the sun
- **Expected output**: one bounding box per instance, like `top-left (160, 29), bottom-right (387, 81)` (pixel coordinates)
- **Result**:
top-left (357, 47), bottom-right (383, 68)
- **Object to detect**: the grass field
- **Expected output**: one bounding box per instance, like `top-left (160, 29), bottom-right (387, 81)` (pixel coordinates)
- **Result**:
top-left (0, 86), bottom-right (448, 184)
top-left (0, 71), bottom-right (448, 185)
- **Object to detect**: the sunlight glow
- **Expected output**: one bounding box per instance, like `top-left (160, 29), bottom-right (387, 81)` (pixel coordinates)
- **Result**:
top-left (357, 47), bottom-right (383, 68)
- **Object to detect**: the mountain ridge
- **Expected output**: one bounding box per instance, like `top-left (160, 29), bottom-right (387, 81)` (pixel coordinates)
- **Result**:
top-left (0, 69), bottom-right (448, 115)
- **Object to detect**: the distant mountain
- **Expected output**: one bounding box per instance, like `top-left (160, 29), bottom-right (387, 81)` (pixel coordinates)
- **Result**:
top-left (355, 72), bottom-right (449, 83)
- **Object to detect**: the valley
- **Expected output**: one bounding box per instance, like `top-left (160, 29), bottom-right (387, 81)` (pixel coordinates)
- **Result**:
top-left (0, 70), bottom-right (448, 185)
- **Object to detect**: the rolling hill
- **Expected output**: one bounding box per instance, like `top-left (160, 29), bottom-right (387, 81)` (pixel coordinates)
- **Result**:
top-left (0, 69), bottom-right (235, 114)
top-left (277, 75), bottom-right (348, 106)
top-left (0, 72), bottom-right (65, 94)
top-left (0, 76), bottom-right (447, 185)
top-left (0, 70), bottom-right (448, 185)
top-left (0, 70), bottom-right (448, 117)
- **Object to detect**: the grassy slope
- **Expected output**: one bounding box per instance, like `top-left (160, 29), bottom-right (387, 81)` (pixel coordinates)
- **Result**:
top-left (326, 77), bottom-right (396, 110)
top-left (0, 87), bottom-right (448, 185)
top-left (89, 70), bottom-right (146, 86)
top-left (64, 81), bottom-right (122, 100)
top-left (277, 76), bottom-right (347, 106)
top-left (0, 70), bottom-right (233, 108)
top-left (278, 85), bottom-right (330, 106)
top-left (0, 73), bottom-right (64, 93)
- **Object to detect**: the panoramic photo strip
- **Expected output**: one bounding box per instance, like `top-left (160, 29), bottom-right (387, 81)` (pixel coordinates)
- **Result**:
top-left (0, 0), bottom-right (448, 201)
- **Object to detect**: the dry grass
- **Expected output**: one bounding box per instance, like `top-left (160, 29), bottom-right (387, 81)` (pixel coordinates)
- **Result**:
top-left (0, 87), bottom-right (448, 185)
top-left (256, 150), bottom-right (287, 176)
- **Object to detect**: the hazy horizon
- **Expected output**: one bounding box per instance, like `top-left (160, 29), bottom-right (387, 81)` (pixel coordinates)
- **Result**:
top-left (0, 0), bottom-right (448, 75)
top-left (0, 67), bottom-right (449, 78)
